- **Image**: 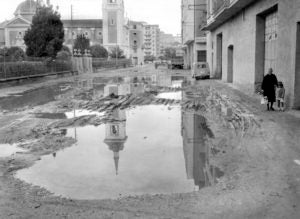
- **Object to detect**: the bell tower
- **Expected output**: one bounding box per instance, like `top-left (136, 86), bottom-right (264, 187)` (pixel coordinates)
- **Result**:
top-left (102, 0), bottom-right (125, 51)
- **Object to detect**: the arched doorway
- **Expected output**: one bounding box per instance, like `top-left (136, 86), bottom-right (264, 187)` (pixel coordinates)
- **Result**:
top-left (227, 45), bottom-right (234, 83)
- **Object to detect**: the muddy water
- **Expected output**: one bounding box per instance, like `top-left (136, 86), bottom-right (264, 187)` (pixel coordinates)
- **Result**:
top-left (0, 83), bottom-right (72, 110)
top-left (156, 91), bottom-right (182, 100)
top-left (16, 105), bottom-right (223, 200)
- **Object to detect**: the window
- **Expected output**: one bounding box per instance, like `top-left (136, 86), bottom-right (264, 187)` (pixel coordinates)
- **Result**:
top-left (197, 50), bottom-right (207, 62)
top-left (110, 18), bottom-right (115, 25)
top-left (109, 0), bottom-right (116, 3)
top-left (133, 32), bottom-right (137, 36)
top-left (133, 25), bottom-right (137, 29)
top-left (98, 31), bottom-right (102, 36)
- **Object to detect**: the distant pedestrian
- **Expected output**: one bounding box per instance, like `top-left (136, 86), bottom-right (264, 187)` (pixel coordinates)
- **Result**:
top-left (261, 68), bottom-right (278, 111)
top-left (276, 81), bottom-right (285, 111)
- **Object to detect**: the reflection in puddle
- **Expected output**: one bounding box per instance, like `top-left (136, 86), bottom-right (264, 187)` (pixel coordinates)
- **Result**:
top-left (65, 110), bottom-right (105, 119)
top-left (16, 105), bottom-right (223, 200)
top-left (182, 110), bottom-right (223, 189)
top-left (0, 144), bottom-right (26, 157)
top-left (74, 74), bottom-right (187, 100)
top-left (0, 84), bottom-right (72, 110)
top-left (156, 91), bottom-right (182, 100)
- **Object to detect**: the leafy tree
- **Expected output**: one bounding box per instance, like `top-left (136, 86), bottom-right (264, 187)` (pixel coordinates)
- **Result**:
top-left (0, 47), bottom-right (26, 61)
top-left (164, 47), bottom-right (177, 59)
top-left (24, 5), bottom-right (64, 58)
top-left (90, 44), bottom-right (108, 58)
top-left (109, 46), bottom-right (125, 59)
top-left (56, 51), bottom-right (70, 60)
top-left (144, 55), bottom-right (155, 62)
top-left (7, 47), bottom-right (26, 61)
top-left (61, 45), bottom-right (71, 55)
top-left (73, 34), bottom-right (90, 56)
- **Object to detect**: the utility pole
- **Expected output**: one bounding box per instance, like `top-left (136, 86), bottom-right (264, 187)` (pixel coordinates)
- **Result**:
top-left (116, 44), bottom-right (118, 68)
top-left (71, 4), bottom-right (74, 56)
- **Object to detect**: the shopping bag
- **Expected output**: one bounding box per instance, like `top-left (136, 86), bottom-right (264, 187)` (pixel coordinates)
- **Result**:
top-left (260, 96), bottom-right (267, 105)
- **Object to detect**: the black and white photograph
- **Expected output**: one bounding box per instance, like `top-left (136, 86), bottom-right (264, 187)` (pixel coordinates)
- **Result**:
top-left (0, 0), bottom-right (299, 218)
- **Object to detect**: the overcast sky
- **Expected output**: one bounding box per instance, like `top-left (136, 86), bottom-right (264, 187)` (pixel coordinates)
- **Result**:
top-left (0, 0), bottom-right (181, 35)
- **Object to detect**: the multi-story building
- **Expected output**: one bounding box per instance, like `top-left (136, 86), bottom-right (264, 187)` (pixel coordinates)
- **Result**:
top-left (204, 0), bottom-right (300, 108)
top-left (128, 21), bottom-right (144, 65)
top-left (62, 19), bottom-right (103, 49)
top-left (143, 24), bottom-right (160, 58)
top-left (181, 0), bottom-right (207, 69)
top-left (159, 31), bottom-right (178, 56)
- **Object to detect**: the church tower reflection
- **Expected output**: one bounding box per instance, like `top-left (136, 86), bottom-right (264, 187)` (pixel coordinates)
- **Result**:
top-left (103, 109), bottom-right (128, 175)
top-left (181, 109), bottom-right (223, 189)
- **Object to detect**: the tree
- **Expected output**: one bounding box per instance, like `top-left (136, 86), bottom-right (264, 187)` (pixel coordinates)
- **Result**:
top-left (7, 47), bottom-right (26, 61)
top-left (24, 5), bottom-right (64, 58)
top-left (164, 47), bottom-right (177, 59)
top-left (0, 47), bottom-right (26, 61)
top-left (73, 34), bottom-right (90, 56)
top-left (61, 45), bottom-right (71, 55)
top-left (56, 51), bottom-right (70, 61)
top-left (90, 44), bottom-right (108, 58)
top-left (110, 46), bottom-right (125, 59)
top-left (144, 55), bottom-right (155, 62)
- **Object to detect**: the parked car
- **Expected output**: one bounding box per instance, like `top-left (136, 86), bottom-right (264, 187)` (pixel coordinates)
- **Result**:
top-left (192, 62), bottom-right (210, 80)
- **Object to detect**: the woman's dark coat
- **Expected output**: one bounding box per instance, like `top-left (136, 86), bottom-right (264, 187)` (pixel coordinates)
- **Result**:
top-left (262, 74), bottom-right (278, 102)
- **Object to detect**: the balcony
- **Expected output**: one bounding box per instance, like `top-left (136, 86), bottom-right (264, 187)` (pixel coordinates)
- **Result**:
top-left (195, 36), bottom-right (207, 43)
top-left (205, 0), bottom-right (257, 31)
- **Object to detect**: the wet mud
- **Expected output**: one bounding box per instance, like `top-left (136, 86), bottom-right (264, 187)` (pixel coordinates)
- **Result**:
top-left (0, 67), bottom-right (299, 218)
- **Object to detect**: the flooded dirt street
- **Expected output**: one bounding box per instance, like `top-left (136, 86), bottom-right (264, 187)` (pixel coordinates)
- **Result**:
top-left (0, 65), bottom-right (300, 218)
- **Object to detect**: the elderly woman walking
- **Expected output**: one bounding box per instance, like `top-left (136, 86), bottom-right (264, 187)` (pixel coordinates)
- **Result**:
top-left (262, 68), bottom-right (278, 111)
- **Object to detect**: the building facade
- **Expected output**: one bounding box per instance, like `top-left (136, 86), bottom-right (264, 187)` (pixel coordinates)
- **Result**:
top-left (128, 21), bottom-right (145, 65)
top-left (181, 0), bottom-right (207, 69)
top-left (102, 0), bottom-right (130, 57)
top-left (205, 0), bottom-right (300, 108)
top-left (0, 0), bottom-right (38, 50)
top-left (62, 19), bottom-right (103, 49)
top-left (143, 24), bottom-right (160, 57)
top-left (159, 31), bottom-right (179, 57)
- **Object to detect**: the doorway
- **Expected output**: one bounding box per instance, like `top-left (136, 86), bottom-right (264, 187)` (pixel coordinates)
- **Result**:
top-left (295, 22), bottom-right (300, 108)
top-left (216, 33), bottom-right (223, 79)
top-left (264, 10), bottom-right (278, 74)
top-left (227, 45), bottom-right (234, 83)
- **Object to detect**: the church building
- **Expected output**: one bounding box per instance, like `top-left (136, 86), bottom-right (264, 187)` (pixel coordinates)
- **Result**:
top-left (0, 0), bottom-right (145, 64)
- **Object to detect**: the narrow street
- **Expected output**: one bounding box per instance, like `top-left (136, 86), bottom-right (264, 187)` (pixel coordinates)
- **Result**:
top-left (0, 65), bottom-right (299, 219)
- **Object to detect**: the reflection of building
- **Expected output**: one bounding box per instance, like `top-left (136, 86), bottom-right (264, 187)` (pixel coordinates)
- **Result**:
top-left (104, 82), bottom-right (145, 97)
top-left (181, 109), bottom-right (221, 188)
top-left (104, 109), bottom-right (127, 175)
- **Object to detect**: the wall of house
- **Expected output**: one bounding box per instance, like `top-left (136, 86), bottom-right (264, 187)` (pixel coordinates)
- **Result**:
top-left (276, 0), bottom-right (300, 108)
top-left (207, 0), bottom-right (300, 108)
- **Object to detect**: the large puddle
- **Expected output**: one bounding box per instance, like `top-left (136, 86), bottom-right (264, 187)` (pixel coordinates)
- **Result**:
top-left (16, 105), bottom-right (223, 200)
top-left (0, 83), bottom-right (72, 111)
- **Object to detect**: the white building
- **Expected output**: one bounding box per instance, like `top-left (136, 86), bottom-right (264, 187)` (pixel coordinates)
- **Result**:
top-left (181, 0), bottom-right (207, 69)
top-left (143, 24), bottom-right (160, 57)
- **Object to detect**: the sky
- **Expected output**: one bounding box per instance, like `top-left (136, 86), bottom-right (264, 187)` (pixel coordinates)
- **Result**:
top-left (0, 0), bottom-right (181, 35)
